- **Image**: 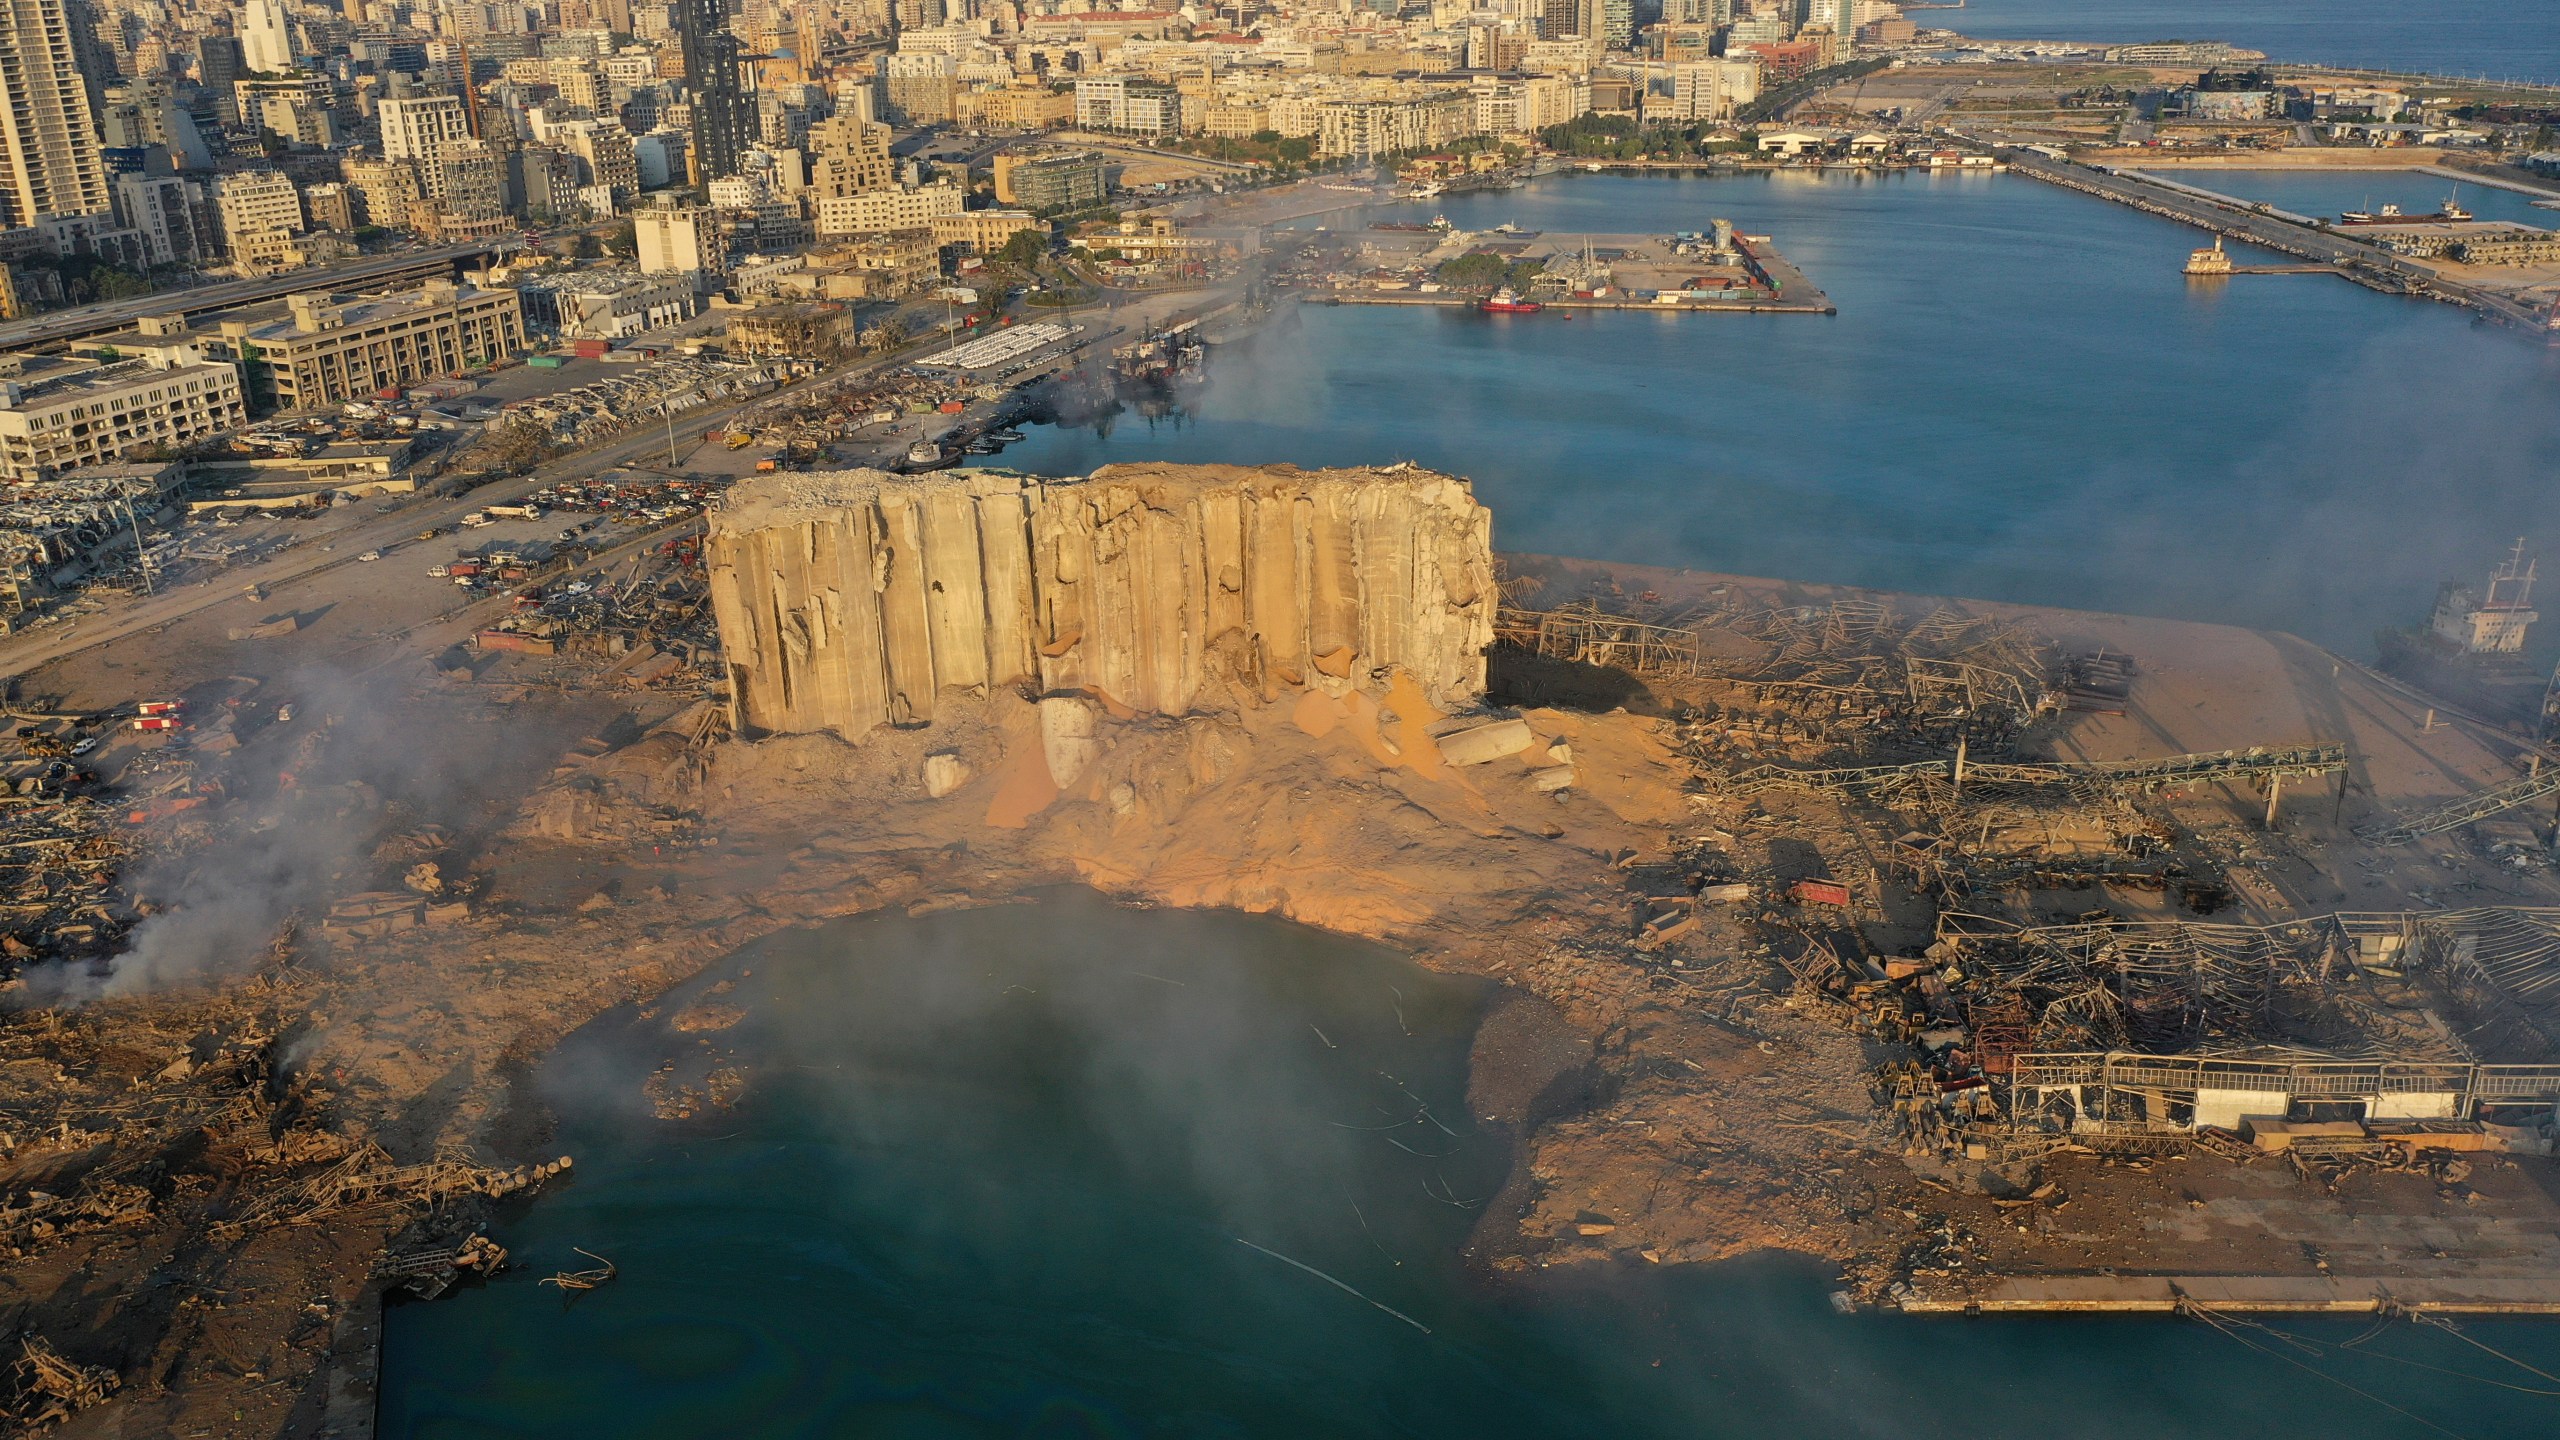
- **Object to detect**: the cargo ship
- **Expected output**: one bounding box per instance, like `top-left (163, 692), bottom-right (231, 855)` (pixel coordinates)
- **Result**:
top-left (1481, 287), bottom-right (1542, 314)
top-left (2340, 193), bottom-right (2472, 225)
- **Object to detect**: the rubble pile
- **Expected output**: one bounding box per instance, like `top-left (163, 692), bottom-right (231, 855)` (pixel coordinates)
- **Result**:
top-left (502, 355), bottom-right (792, 447)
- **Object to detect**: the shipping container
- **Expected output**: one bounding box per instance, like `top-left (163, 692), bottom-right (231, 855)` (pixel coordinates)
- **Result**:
top-left (1789, 880), bottom-right (1851, 907)
top-left (474, 630), bottom-right (557, 656)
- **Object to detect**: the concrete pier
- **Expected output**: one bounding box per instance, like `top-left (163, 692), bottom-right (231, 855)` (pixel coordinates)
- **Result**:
top-left (1900, 1274), bottom-right (2560, 1315)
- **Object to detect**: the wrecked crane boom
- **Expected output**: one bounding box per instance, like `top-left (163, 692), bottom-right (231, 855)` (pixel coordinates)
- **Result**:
top-left (2361, 763), bottom-right (2560, 847)
top-left (1722, 743), bottom-right (2349, 799)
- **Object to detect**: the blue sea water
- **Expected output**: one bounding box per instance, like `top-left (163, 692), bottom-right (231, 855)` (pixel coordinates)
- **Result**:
top-left (989, 171), bottom-right (2560, 654)
top-left (1948, 0), bottom-right (2560, 83)
top-left (379, 898), bottom-right (2560, 1438)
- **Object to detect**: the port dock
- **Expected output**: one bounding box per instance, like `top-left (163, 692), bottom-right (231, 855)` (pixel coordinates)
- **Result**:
top-left (1996, 149), bottom-right (2560, 340)
top-left (1278, 225), bottom-right (1835, 316)
top-left (1899, 1275), bottom-right (2560, 1316)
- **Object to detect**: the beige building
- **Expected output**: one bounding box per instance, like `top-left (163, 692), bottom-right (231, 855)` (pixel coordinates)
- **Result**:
top-left (0, 346), bottom-right (246, 480)
top-left (958, 86), bottom-right (1076, 130)
top-left (785, 233), bottom-right (941, 300)
top-left (635, 202), bottom-right (722, 276)
top-left (212, 171), bottom-right (305, 258)
top-left (805, 115), bottom-right (897, 198)
top-left (726, 301), bottom-right (854, 357)
top-left (343, 156), bottom-right (424, 230)
top-left (205, 282), bottom-right (525, 411)
top-left (302, 183), bottom-right (356, 232)
top-left (930, 209), bottom-right (1040, 255)
top-left (378, 93), bottom-right (473, 166)
top-left (0, 0), bottom-right (112, 229)
top-left (814, 183), bottom-right (963, 237)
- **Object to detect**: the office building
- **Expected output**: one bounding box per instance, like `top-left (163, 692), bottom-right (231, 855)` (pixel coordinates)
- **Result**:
top-left (202, 282), bottom-right (525, 410)
top-left (0, 344), bottom-right (246, 480)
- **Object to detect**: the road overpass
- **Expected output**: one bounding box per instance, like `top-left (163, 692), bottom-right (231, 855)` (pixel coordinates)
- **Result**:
top-left (0, 241), bottom-right (517, 355)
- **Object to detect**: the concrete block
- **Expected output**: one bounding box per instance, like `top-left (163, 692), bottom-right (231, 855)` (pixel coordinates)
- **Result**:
top-left (1438, 718), bottom-right (1534, 766)
top-left (922, 752), bottom-right (969, 798)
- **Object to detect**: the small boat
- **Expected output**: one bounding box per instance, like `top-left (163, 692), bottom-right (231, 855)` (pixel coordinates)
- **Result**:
top-left (986, 428), bottom-right (1025, 443)
top-left (2339, 202), bottom-right (2404, 224)
top-left (1481, 287), bottom-right (1542, 314)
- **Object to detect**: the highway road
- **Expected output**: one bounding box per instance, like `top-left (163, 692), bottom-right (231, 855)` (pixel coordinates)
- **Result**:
top-left (0, 242), bottom-right (512, 354)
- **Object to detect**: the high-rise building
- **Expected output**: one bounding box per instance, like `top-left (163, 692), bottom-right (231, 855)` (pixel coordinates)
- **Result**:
top-left (378, 92), bottom-right (471, 164)
top-left (674, 0), bottom-right (752, 185)
top-left (239, 0), bottom-right (298, 73)
top-left (0, 0), bottom-right (113, 230)
top-left (199, 35), bottom-right (245, 123)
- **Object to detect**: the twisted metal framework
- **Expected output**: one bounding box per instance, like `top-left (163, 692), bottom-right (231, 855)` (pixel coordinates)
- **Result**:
top-left (2360, 765), bottom-right (2560, 847)
top-left (1941, 907), bottom-right (2560, 1060)
top-left (1494, 604), bottom-right (1702, 677)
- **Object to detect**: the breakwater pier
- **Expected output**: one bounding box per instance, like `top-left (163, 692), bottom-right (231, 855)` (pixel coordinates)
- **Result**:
top-left (1997, 150), bottom-right (2560, 341)
top-left (1278, 223), bottom-right (1835, 316)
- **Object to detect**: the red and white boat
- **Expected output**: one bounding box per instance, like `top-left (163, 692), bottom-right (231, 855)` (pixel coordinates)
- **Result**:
top-left (1480, 287), bottom-right (1542, 314)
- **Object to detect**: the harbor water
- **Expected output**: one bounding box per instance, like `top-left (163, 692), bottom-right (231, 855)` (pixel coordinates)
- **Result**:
top-left (987, 171), bottom-right (2560, 655)
top-left (1947, 0), bottom-right (2560, 84)
top-left (377, 895), bottom-right (2560, 1437)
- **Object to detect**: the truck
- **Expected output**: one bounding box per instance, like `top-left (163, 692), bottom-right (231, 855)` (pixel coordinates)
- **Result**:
top-left (135, 701), bottom-right (184, 717)
top-left (461, 511), bottom-right (494, 527)
top-left (484, 503), bottom-right (544, 520)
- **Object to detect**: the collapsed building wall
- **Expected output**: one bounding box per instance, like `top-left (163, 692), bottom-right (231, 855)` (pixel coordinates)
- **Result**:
top-left (705, 463), bottom-right (1496, 737)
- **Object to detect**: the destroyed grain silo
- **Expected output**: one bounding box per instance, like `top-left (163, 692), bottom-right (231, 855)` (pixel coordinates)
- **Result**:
top-left (703, 463), bottom-right (1498, 737)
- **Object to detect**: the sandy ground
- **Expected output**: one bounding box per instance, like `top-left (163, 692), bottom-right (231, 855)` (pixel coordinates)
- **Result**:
top-left (5, 546), bottom-right (2560, 1436)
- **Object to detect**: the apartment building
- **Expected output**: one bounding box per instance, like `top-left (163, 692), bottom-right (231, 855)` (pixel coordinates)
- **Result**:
top-left (1075, 77), bottom-right (1181, 135)
top-left (211, 171), bottom-right (304, 256)
top-left (635, 202), bottom-right (723, 276)
top-left (0, 0), bottom-right (113, 229)
top-left (812, 182), bottom-right (963, 237)
top-left (377, 93), bottom-right (472, 165)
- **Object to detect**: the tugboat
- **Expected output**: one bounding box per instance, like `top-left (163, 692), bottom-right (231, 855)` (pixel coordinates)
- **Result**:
top-left (904, 439), bottom-right (947, 469)
top-left (1480, 287), bottom-right (1542, 314)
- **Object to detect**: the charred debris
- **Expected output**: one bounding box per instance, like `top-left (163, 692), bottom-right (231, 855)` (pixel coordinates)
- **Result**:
top-left (1492, 563), bottom-right (2560, 1180)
